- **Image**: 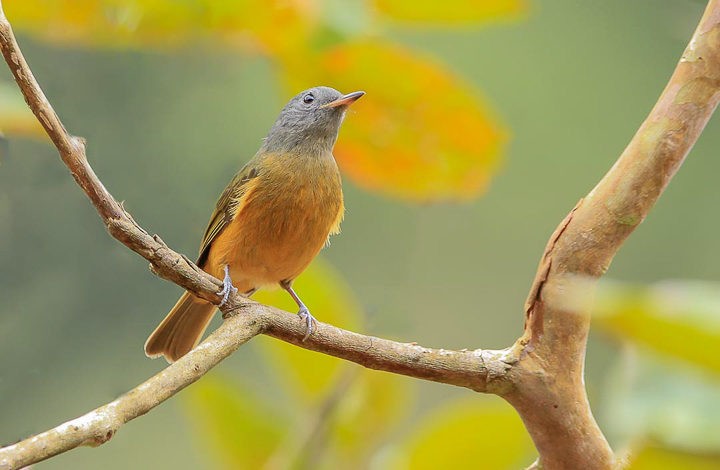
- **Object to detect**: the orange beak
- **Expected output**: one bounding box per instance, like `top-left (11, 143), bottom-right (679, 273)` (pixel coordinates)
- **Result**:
top-left (321, 91), bottom-right (365, 108)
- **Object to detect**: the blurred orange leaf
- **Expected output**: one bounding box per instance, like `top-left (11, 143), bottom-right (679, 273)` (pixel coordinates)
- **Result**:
top-left (0, 81), bottom-right (44, 138)
top-left (284, 40), bottom-right (506, 201)
top-left (373, 0), bottom-right (527, 26)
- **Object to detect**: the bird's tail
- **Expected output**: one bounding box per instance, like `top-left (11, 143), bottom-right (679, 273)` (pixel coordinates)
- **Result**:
top-left (144, 292), bottom-right (216, 363)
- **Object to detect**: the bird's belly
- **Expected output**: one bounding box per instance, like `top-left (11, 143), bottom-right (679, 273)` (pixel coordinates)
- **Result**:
top-left (207, 181), bottom-right (342, 290)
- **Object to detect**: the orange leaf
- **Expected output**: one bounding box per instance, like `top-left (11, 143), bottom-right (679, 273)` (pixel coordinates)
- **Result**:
top-left (286, 41), bottom-right (506, 201)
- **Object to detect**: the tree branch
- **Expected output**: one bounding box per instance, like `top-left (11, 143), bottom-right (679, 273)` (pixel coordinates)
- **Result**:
top-left (511, 1), bottom-right (720, 468)
top-left (1, 0), bottom-right (719, 469)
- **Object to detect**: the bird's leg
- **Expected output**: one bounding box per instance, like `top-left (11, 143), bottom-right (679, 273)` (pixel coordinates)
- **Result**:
top-left (218, 265), bottom-right (238, 307)
top-left (280, 280), bottom-right (316, 341)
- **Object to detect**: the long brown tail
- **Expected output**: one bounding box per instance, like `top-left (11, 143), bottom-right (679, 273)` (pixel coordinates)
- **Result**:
top-left (144, 292), bottom-right (216, 363)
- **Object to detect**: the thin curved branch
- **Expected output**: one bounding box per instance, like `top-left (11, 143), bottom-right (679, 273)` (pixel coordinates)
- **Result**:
top-left (511, 2), bottom-right (720, 468)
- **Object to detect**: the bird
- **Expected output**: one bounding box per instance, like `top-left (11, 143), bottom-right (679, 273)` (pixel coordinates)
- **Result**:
top-left (144, 86), bottom-right (364, 363)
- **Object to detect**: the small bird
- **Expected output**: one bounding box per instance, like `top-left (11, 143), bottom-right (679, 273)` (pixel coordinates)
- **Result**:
top-left (145, 86), bottom-right (364, 363)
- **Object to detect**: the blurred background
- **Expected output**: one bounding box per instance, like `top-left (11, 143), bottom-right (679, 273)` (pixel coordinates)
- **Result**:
top-left (1, 0), bottom-right (719, 468)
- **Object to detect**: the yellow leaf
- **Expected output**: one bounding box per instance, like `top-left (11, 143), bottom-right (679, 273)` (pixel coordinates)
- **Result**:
top-left (593, 281), bottom-right (720, 375)
top-left (5, 0), bottom-right (318, 54)
top-left (390, 398), bottom-right (534, 469)
top-left (628, 445), bottom-right (720, 470)
top-left (181, 374), bottom-right (287, 468)
top-left (0, 81), bottom-right (44, 138)
top-left (284, 41), bottom-right (506, 201)
top-left (328, 370), bottom-right (414, 464)
top-left (373, 0), bottom-right (528, 26)
top-left (253, 258), bottom-right (364, 402)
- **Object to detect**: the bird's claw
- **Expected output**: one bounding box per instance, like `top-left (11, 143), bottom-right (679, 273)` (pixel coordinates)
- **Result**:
top-left (280, 280), bottom-right (316, 341)
top-left (218, 265), bottom-right (238, 307)
top-left (298, 307), bottom-right (317, 342)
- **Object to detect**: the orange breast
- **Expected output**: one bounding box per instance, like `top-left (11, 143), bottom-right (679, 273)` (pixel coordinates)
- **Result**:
top-left (205, 152), bottom-right (344, 292)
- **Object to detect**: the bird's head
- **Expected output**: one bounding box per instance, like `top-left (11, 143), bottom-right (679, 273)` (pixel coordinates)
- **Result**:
top-left (262, 86), bottom-right (364, 155)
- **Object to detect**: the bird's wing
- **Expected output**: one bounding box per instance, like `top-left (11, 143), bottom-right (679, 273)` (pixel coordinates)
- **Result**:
top-left (196, 161), bottom-right (259, 266)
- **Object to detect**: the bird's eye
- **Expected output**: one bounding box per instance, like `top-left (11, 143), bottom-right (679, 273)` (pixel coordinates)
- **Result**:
top-left (303, 93), bottom-right (315, 104)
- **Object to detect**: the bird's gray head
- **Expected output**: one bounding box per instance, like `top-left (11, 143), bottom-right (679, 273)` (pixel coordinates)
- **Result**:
top-left (261, 86), bottom-right (364, 155)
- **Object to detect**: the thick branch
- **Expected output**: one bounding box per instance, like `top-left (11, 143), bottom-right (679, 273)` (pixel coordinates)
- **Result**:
top-left (512, 2), bottom-right (720, 469)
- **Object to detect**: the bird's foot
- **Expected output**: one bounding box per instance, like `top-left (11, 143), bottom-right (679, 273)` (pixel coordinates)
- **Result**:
top-left (280, 280), bottom-right (316, 341)
top-left (218, 265), bottom-right (238, 307)
top-left (298, 306), bottom-right (317, 342)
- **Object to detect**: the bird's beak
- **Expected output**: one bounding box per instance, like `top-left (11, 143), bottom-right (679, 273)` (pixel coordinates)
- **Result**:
top-left (321, 91), bottom-right (365, 109)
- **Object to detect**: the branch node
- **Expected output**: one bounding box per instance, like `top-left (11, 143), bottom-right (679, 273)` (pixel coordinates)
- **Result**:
top-left (85, 429), bottom-right (115, 447)
top-left (220, 297), bottom-right (253, 320)
top-left (70, 135), bottom-right (86, 154)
